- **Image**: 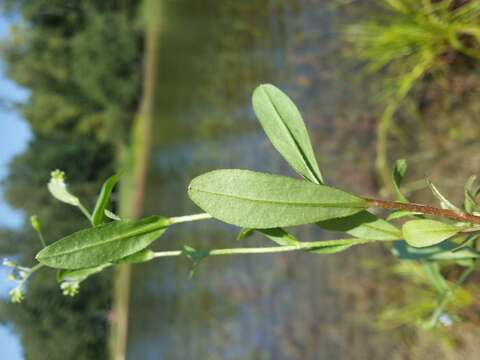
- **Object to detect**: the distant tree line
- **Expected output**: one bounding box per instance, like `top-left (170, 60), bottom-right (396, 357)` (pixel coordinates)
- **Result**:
top-left (0, 1), bottom-right (143, 358)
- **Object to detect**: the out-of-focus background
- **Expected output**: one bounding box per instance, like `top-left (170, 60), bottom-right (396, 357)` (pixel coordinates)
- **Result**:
top-left (1, 0), bottom-right (480, 359)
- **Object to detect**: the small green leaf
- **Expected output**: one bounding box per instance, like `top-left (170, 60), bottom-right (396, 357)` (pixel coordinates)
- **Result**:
top-left (392, 159), bottom-right (408, 202)
top-left (464, 175), bottom-right (478, 214)
top-left (237, 228), bottom-right (254, 241)
top-left (104, 209), bottom-right (122, 221)
top-left (402, 219), bottom-right (461, 248)
top-left (257, 228), bottom-right (300, 246)
top-left (182, 245), bottom-right (210, 278)
top-left (48, 170), bottom-right (80, 206)
top-left (317, 210), bottom-right (402, 240)
top-left (57, 264), bottom-right (111, 283)
top-left (386, 210), bottom-right (420, 220)
top-left (308, 243), bottom-right (355, 254)
top-left (426, 178), bottom-right (463, 214)
top-left (252, 84), bottom-right (323, 184)
top-left (188, 169), bottom-right (366, 229)
top-left (36, 216), bottom-right (170, 269)
top-left (114, 248), bottom-right (156, 264)
top-left (307, 237), bottom-right (375, 254)
top-left (92, 173), bottom-right (121, 226)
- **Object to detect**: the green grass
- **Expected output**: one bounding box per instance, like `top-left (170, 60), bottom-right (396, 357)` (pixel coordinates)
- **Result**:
top-left (346, 0), bottom-right (480, 191)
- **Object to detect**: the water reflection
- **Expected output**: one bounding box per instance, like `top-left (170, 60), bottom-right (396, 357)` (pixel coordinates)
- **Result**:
top-left (128, 1), bottom-right (399, 359)
top-left (127, 0), bottom-right (480, 357)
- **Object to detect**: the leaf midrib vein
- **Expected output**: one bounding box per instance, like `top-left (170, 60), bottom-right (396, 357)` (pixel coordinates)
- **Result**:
top-left (191, 187), bottom-right (365, 209)
top-left (262, 87), bottom-right (322, 184)
top-left (39, 224), bottom-right (167, 259)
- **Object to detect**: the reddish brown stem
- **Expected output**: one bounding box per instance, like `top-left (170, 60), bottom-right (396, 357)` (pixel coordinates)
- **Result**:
top-left (365, 198), bottom-right (480, 225)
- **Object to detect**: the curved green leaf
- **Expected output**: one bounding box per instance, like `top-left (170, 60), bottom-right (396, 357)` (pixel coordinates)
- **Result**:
top-left (92, 173), bottom-right (121, 226)
top-left (257, 228), bottom-right (300, 246)
top-left (252, 84), bottom-right (323, 184)
top-left (402, 219), bottom-right (461, 248)
top-left (57, 264), bottom-right (111, 283)
top-left (317, 210), bottom-right (402, 240)
top-left (188, 169), bottom-right (366, 228)
top-left (392, 159), bottom-right (408, 202)
top-left (308, 243), bottom-right (355, 254)
top-left (114, 248), bottom-right (156, 264)
top-left (426, 178), bottom-right (463, 214)
top-left (36, 216), bottom-right (170, 269)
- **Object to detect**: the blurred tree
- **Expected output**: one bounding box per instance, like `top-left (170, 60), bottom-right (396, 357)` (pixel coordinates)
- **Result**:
top-left (0, 134), bottom-right (115, 358)
top-left (0, 0), bottom-right (142, 142)
top-left (0, 268), bottom-right (111, 360)
top-left (0, 1), bottom-right (140, 358)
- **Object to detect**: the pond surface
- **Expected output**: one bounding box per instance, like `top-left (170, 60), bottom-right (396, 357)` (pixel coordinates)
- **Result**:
top-left (125, 1), bottom-right (480, 359)
top-left (128, 1), bottom-right (401, 359)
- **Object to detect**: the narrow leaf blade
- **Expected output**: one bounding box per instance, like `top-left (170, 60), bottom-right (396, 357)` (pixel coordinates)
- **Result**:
top-left (402, 219), bottom-right (460, 248)
top-left (188, 169), bottom-right (366, 229)
top-left (36, 216), bottom-right (170, 269)
top-left (92, 173), bottom-right (121, 226)
top-left (426, 178), bottom-right (463, 214)
top-left (308, 243), bottom-right (355, 254)
top-left (252, 84), bottom-right (323, 184)
top-left (317, 210), bottom-right (402, 240)
top-left (392, 159), bottom-right (408, 202)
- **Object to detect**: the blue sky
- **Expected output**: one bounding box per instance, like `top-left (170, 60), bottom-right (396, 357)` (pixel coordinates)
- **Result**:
top-left (0, 13), bottom-right (30, 360)
top-left (0, 15), bottom-right (30, 229)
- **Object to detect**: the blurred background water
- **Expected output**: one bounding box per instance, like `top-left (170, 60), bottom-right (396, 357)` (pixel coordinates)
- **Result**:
top-left (1, 1), bottom-right (480, 359)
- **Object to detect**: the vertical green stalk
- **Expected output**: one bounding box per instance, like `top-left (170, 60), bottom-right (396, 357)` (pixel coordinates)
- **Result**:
top-left (375, 54), bottom-right (434, 193)
top-left (110, 1), bottom-right (162, 359)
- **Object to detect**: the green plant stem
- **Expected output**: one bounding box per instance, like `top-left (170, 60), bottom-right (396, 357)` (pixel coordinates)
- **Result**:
top-left (170, 199), bottom-right (480, 228)
top-left (33, 229), bottom-right (46, 248)
top-left (153, 238), bottom-right (379, 258)
top-left (169, 213), bottom-right (213, 224)
top-left (375, 55), bottom-right (433, 193)
top-left (366, 198), bottom-right (480, 224)
top-left (77, 203), bottom-right (93, 223)
top-left (18, 263), bottom-right (44, 289)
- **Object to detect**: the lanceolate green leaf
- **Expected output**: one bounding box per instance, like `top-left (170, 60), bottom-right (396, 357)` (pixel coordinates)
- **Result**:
top-left (252, 84), bottom-right (323, 184)
top-left (92, 173), bottom-right (121, 226)
top-left (188, 169), bottom-right (366, 229)
top-left (402, 219), bottom-right (461, 248)
top-left (36, 216), bottom-right (170, 269)
top-left (317, 211), bottom-right (402, 240)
